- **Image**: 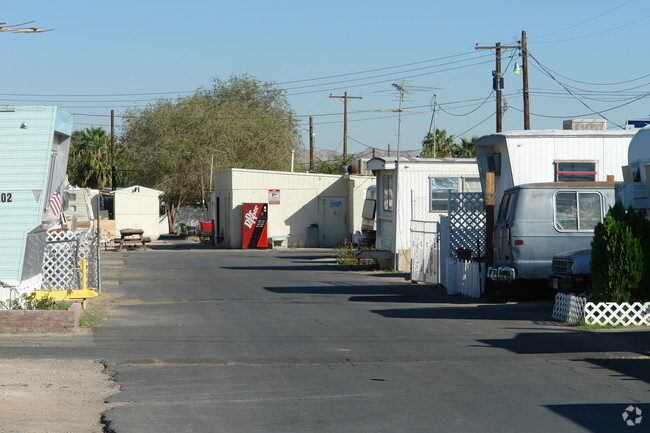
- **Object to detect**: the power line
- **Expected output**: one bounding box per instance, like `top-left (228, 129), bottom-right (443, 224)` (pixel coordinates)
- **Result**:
top-left (532, 0), bottom-right (634, 40)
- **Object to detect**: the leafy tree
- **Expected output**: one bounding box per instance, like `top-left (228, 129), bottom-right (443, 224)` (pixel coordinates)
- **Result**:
top-left (121, 73), bottom-right (301, 231)
top-left (68, 127), bottom-right (113, 188)
top-left (312, 154), bottom-right (357, 175)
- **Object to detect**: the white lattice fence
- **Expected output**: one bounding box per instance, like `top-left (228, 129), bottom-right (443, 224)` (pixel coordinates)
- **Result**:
top-left (448, 192), bottom-right (485, 258)
top-left (584, 302), bottom-right (650, 326)
top-left (552, 293), bottom-right (587, 324)
top-left (42, 229), bottom-right (98, 291)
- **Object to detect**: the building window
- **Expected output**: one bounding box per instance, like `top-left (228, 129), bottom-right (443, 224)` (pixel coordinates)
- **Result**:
top-left (463, 177), bottom-right (482, 192)
top-left (555, 162), bottom-right (597, 182)
top-left (382, 174), bottom-right (393, 212)
top-left (430, 177), bottom-right (459, 212)
top-left (554, 191), bottom-right (602, 231)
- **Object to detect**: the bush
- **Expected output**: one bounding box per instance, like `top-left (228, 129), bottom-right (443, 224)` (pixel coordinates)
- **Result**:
top-left (591, 202), bottom-right (650, 302)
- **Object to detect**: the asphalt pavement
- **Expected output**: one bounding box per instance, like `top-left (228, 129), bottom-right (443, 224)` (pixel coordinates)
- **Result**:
top-left (2, 241), bottom-right (649, 433)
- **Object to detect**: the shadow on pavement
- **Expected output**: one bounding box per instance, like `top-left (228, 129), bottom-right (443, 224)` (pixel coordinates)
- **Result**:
top-left (544, 403), bottom-right (649, 433)
top-left (477, 330), bottom-right (650, 355)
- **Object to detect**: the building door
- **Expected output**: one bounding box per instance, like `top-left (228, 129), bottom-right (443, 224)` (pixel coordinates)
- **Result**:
top-left (318, 197), bottom-right (348, 248)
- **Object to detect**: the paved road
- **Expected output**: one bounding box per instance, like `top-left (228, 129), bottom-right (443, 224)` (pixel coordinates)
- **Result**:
top-left (4, 244), bottom-right (650, 432)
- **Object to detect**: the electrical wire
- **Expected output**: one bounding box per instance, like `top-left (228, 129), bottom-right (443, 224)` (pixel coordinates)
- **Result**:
top-left (532, 0), bottom-right (635, 40)
top-left (528, 50), bottom-right (624, 128)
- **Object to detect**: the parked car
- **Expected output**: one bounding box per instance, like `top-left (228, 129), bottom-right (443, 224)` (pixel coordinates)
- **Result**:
top-left (549, 248), bottom-right (592, 293)
top-left (488, 182), bottom-right (617, 284)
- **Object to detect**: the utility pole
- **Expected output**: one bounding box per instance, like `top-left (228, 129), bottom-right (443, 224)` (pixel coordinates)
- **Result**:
top-left (309, 116), bottom-right (315, 172)
top-left (521, 30), bottom-right (530, 130)
top-left (475, 30), bottom-right (530, 131)
top-left (111, 110), bottom-right (117, 190)
top-left (329, 92), bottom-right (362, 161)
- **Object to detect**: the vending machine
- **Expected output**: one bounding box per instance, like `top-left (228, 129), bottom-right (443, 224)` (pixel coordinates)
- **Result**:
top-left (241, 203), bottom-right (268, 249)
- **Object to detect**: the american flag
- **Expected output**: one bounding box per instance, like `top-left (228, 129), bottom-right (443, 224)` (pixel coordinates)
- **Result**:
top-left (49, 185), bottom-right (62, 216)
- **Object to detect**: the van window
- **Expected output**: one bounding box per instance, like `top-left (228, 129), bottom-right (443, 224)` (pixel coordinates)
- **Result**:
top-left (554, 191), bottom-right (602, 231)
top-left (430, 177), bottom-right (459, 212)
top-left (498, 192), bottom-right (513, 222)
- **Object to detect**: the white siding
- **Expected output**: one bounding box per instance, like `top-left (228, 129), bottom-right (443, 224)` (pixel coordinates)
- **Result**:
top-left (371, 158), bottom-right (480, 271)
top-left (114, 186), bottom-right (163, 239)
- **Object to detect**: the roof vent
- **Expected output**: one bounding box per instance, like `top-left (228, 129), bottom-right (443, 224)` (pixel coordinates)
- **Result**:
top-left (563, 119), bottom-right (606, 130)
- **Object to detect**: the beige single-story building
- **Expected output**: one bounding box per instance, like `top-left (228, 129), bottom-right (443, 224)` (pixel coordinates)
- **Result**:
top-left (210, 169), bottom-right (375, 248)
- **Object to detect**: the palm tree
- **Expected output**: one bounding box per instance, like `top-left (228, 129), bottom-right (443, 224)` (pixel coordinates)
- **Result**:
top-left (420, 129), bottom-right (457, 158)
top-left (68, 127), bottom-right (113, 188)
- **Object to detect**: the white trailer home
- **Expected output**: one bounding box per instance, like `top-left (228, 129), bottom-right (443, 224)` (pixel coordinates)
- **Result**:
top-left (475, 129), bottom-right (635, 208)
top-left (618, 125), bottom-right (650, 218)
top-left (366, 157), bottom-right (480, 271)
top-left (0, 106), bottom-right (73, 294)
top-left (210, 168), bottom-right (375, 249)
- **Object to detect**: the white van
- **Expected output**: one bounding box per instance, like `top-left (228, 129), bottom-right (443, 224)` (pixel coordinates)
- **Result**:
top-left (488, 182), bottom-right (618, 282)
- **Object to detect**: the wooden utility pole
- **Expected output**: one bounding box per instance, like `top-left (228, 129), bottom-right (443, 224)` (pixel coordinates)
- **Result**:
top-left (521, 30), bottom-right (530, 130)
top-left (111, 110), bottom-right (116, 190)
top-left (475, 30), bottom-right (530, 131)
top-left (329, 92), bottom-right (362, 161)
top-left (309, 116), bottom-right (315, 172)
top-left (495, 43), bottom-right (503, 132)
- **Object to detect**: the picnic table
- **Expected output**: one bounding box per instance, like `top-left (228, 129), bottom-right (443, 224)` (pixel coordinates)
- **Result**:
top-left (115, 228), bottom-right (151, 251)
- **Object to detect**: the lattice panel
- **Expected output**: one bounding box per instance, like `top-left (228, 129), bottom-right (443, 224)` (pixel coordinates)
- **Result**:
top-left (77, 229), bottom-right (99, 288)
top-left (584, 302), bottom-right (650, 327)
top-left (42, 229), bottom-right (99, 291)
top-left (552, 293), bottom-right (587, 324)
top-left (42, 230), bottom-right (78, 291)
top-left (448, 192), bottom-right (486, 258)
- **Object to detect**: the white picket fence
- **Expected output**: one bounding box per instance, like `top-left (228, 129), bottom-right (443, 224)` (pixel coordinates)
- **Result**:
top-left (552, 293), bottom-right (650, 326)
top-left (444, 259), bottom-right (484, 298)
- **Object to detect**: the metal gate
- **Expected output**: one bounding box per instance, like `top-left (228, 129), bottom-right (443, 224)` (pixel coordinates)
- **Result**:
top-left (410, 220), bottom-right (440, 284)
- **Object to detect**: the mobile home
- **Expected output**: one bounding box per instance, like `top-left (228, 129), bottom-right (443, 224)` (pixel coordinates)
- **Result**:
top-left (475, 129), bottom-right (634, 210)
top-left (366, 157), bottom-right (480, 271)
top-left (0, 106), bottom-right (72, 293)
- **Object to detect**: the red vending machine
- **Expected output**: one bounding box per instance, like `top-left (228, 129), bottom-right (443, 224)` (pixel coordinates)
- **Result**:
top-left (241, 203), bottom-right (268, 249)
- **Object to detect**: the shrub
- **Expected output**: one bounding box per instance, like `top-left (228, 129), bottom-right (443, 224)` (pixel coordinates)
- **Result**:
top-left (591, 202), bottom-right (649, 302)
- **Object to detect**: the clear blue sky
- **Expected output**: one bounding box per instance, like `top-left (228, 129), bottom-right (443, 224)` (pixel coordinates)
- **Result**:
top-left (3, 0), bottom-right (649, 159)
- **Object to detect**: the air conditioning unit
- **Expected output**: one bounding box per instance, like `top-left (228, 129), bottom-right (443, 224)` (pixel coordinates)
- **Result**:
top-left (563, 119), bottom-right (606, 130)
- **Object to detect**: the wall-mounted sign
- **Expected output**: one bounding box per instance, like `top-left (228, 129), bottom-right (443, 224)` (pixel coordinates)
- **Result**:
top-left (269, 189), bottom-right (281, 205)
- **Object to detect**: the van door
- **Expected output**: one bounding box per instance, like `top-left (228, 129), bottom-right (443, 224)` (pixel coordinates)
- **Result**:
top-left (494, 190), bottom-right (515, 267)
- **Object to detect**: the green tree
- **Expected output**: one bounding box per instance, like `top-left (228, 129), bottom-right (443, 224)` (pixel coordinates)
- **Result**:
top-left (312, 154), bottom-right (357, 175)
top-left (67, 127), bottom-right (113, 188)
top-left (419, 130), bottom-right (476, 158)
top-left (591, 202), bottom-right (646, 302)
top-left (121, 73), bottom-right (301, 231)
